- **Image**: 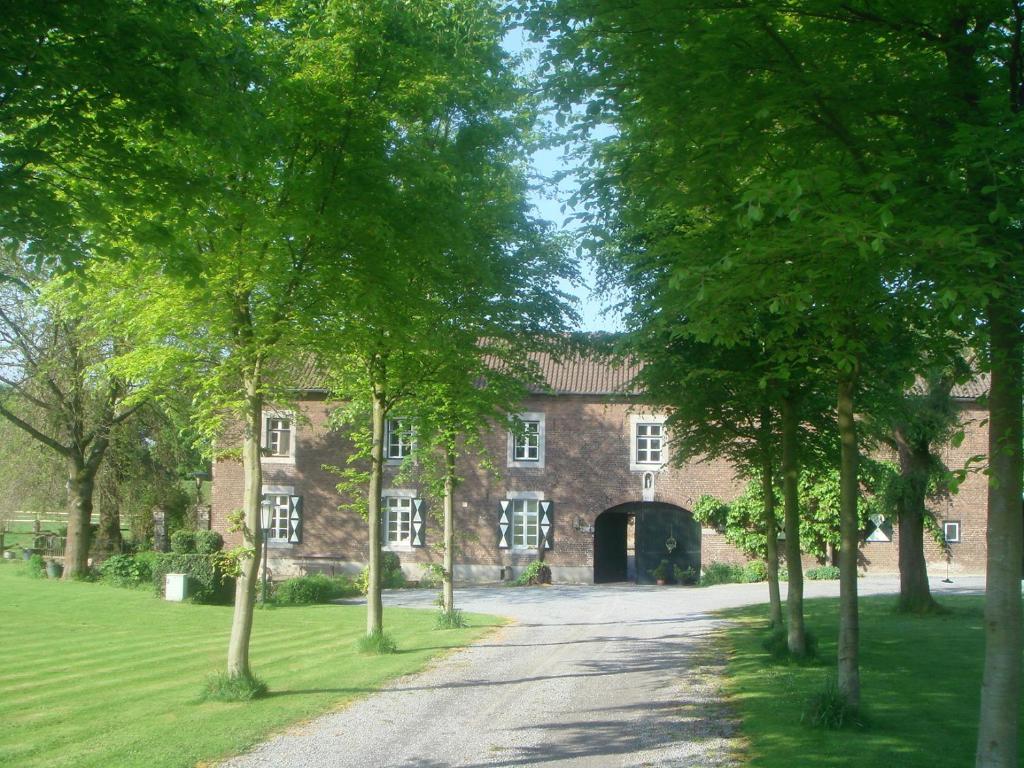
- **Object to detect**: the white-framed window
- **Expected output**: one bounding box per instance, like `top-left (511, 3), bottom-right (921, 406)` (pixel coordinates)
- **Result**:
top-left (629, 414), bottom-right (668, 472)
top-left (384, 496), bottom-right (413, 547)
top-left (944, 521), bottom-right (961, 543)
top-left (385, 418), bottom-right (414, 461)
top-left (636, 423), bottom-right (663, 463)
top-left (262, 411), bottom-right (295, 463)
top-left (507, 412), bottom-right (546, 468)
top-left (515, 421), bottom-right (540, 460)
top-left (262, 484), bottom-right (295, 545)
top-left (512, 498), bottom-right (540, 550)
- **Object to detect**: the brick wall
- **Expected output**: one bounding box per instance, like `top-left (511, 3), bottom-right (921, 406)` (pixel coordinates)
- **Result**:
top-left (210, 395), bottom-right (992, 582)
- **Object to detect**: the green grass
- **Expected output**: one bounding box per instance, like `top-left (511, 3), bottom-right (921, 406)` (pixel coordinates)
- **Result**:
top-left (722, 594), bottom-right (1024, 767)
top-left (0, 562), bottom-right (500, 768)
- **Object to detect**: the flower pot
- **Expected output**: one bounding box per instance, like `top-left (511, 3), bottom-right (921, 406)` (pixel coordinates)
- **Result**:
top-left (22, 548), bottom-right (36, 561)
top-left (46, 561), bottom-right (63, 579)
top-left (2, 550), bottom-right (14, 560)
top-left (655, 578), bottom-right (667, 586)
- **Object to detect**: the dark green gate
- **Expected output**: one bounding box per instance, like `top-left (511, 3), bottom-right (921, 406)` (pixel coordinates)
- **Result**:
top-left (594, 502), bottom-right (700, 585)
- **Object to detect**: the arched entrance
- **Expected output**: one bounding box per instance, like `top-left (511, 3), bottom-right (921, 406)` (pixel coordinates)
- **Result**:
top-left (594, 502), bottom-right (701, 584)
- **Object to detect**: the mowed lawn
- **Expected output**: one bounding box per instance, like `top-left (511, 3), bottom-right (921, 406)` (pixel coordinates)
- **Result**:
top-left (723, 594), bottom-right (1024, 767)
top-left (0, 564), bottom-right (500, 768)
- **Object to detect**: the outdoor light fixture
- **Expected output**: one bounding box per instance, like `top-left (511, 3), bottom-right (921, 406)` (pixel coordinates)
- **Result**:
top-left (259, 496), bottom-right (272, 603)
top-left (572, 515), bottom-right (594, 534)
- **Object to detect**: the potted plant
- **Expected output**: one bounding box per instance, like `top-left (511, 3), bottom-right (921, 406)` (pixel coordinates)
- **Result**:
top-left (45, 560), bottom-right (63, 579)
top-left (674, 564), bottom-right (698, 585)
top-left (651, 559), bottom-right (671, 586)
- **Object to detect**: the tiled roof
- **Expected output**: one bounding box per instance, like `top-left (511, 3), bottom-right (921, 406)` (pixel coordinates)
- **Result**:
top-left (288, 349), bottom-right (987, 401)
top-left (521, 350), bottom-right (643, 396)
top-left (909, 372), bottom-right (989, 400)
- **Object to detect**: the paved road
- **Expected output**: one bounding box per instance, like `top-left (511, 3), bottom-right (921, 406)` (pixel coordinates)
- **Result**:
top-left (222, 576), bottom-right (984, 768)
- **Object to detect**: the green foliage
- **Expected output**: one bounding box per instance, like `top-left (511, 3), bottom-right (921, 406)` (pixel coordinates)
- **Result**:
top-left (199, 672), bottom-right (268, 703)
top-left (700, 562), bottom-right (745, 586)
top-left (192, 530), bottom-right (224, 555)
top-left (434, 608), bottom-right (467, 630)
top-left (357, 629), bottom-right (397, 655)
top-left (169, 530), bottom-right (197, 555)
top-left (806, 566), bottom-right (841, 581)
top-left (803, 678), bottom-right (864, 730)
top-left (25, 554), bottom-right (46, 579)
top-left (419, 563), bottom-right (445, 588)
top-left (742, 560), bottom-right (769, 583)
top-left (673, 564), bottom-right (698, 585)
top-left (650, 559), bottom-right (671, 582)
top-left (272, 574), bottom-right (359, 606)
top-left (99, 553), bottom-right (155, 588)
top-left (514, 560), bottom-right (552, 586)
top-left (152, 553), bottom-right (233, 604)
top-left (355, 552), bottom-right (406, 595)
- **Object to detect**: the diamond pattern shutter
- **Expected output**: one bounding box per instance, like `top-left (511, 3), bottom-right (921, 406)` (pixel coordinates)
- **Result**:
top-left (411, 498), bottom-right (425, 547)
top-left (498, 500), bottom-right (511, 549)
top-left (287, 495), bottom-right (303, 544)
top-left (540, 500), bottom-right (553, 550)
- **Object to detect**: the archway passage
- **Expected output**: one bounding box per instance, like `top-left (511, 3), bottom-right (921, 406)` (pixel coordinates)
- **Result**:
top-left (594, 502), bottom-right (700, 585)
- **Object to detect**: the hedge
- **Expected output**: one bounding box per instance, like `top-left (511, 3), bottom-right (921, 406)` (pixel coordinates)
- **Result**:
top-left (152, 553), bottom-right (234, 604)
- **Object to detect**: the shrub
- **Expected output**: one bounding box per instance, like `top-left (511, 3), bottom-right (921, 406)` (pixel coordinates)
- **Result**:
top-left (803, 677), bottom-right (864, 729)
top-left (356, 629), bottom-right (397, 655)
top-left (806, 565), bottom-right (841, 581)
top-left (273, 574), bottom-right (358, 606)
top-left (26, 554), bottom-right (46, 579)
top-left (169, 530), bottom-right (197, 554)
top-left (152, 553), bottom-right (233, 604)
top-left (700, 562), bottom-right (745, 586)
top-left (200, 672), bottom-right (268, 702)
top-left (193, 530), bottom-right (224, 555)
top-left (355, 552), bottom-right (406, 595)
top-left (514, 560), bottom-right (551, 586)
top-left (434, 608), bottom-right (467, 629)
top-left (742, 560), bottom-right (769, 583)
top-left (650, 559), bottom-right (671, 582)
top-left (99, 553), bottom-right (154, 588)
top-left (674, 565), bottom-right (699, 585)
top-left (419, 563), bottom-right (445, 588)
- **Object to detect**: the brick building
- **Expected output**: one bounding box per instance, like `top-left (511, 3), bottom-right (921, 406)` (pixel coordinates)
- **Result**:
top-left (210, 352), bottom-right (992, 583)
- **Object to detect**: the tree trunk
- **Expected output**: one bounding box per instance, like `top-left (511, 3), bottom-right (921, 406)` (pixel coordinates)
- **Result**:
top-left (226, 375), bottom-right (263, 680)
top-left (780, 394), bottom-right (806, 655)
top-left (836, 374), bottom-right (861, 709)
top-left (442, 448), bottom-right (456, 614)
top-left (894, 427), bottom-right (936, 613)
top-left (761, 452), bottom-right (783, 629)
top-left (63, 457), bottom-right (95, 578)
top-left (366, 387), bottom-right (385, 636)
top-left (975, 299), bottom-right (1022, 768)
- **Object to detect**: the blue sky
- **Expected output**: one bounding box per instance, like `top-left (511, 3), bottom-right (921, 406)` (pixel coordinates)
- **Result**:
top-left (504, 27), bottom-right (623, 333)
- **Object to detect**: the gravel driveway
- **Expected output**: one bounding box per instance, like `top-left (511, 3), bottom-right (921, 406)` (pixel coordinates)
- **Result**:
top-left (221, 575), bottom-right (983, 768)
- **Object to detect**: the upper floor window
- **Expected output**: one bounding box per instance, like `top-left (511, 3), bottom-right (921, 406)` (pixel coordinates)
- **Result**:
top-left (635, 422), bottom-right (663, 464)
top-left (385, 418), bottom-right (414, 461)
top-left (507, 412), bottom-right (546, 468)
top-left (513, 421), bottom-right (540, 461)
top-left (263, 411), bottom-right (295, 462)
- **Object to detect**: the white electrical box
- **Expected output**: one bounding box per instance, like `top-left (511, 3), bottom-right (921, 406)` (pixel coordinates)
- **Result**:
top-left (165, 573), bottom-right (190, 602)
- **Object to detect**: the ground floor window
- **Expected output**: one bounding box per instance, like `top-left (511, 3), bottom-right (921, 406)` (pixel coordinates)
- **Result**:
top-left (512, 499), bottom-right (540, 549)
top-left (385, 497), bottom-right (413, 546)
top-left (267, 494), bottom-right (290, 543)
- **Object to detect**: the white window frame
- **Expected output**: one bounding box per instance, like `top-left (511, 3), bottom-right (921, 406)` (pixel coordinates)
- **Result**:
top-left (505, 493), bottom-right (544, 552)
top-left (382, 488), bottom-right (416, 551)
top-left (385, 418), bottom-right (415, 463)
top-left (629, 413), bottom-right (668, 472)
top-left (262, 484), bottom-right (295, 546)
top-left (944, 520), bottom-right (961, 544)
top-left (262, 410), bottom-right (296, 464)
top-left (507, 412), bottom-right (546, 469)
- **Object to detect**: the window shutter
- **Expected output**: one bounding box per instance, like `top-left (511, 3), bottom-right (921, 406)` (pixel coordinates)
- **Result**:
top-left (498, 500), bottom-right (511, 549)
top-left (287, 495), bottom-right (303, 544)
top-left (411, 498), bottom-right (425, 547)
top-left (540, 500), bottom-right (553, 550)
